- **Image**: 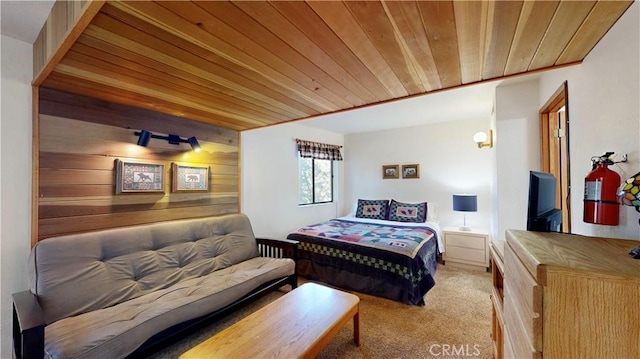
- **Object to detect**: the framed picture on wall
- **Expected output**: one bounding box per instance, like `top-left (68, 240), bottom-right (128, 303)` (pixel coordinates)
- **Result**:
top-left (115, 159), bottom-right (165, 194)
top-left (172, 163), bottom-right (209, 192)
top-left (382, 165), bottom-right (399, 179)
top-left (402, 164), bottom-right (420, 179)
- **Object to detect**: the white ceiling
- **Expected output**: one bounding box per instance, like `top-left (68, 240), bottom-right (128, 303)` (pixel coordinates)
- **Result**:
top-left (1, 0), bottom-right (54, 44)
top-left (0, 0), bottom-right (545, 135)
top-left (300, 79), bottom-right (501, 134)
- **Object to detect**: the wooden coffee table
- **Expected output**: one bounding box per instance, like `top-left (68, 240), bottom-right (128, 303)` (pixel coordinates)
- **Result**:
top-left (180, 282), bottom-right (360, 359)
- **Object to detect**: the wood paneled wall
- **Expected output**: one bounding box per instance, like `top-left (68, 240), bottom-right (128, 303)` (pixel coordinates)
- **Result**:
top-left (33, 0), bottom-right (90, 78)
top-left (36, 87), bottom-right (239, 242)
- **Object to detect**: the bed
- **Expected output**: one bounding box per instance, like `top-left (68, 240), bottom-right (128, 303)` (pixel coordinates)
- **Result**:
top-left (286, 199), bottom-right (443, 306)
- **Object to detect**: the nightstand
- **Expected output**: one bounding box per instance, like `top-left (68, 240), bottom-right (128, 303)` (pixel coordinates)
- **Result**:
top-left (442, 227), bottom-right (490, 270)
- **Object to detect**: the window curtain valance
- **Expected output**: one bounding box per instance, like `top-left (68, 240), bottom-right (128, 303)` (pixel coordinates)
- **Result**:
top-left (296, 139), bottom-right (343, 161)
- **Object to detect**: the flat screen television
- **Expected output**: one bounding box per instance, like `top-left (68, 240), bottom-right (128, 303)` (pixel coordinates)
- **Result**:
top-left (526, 171), bottom-right (562, 232)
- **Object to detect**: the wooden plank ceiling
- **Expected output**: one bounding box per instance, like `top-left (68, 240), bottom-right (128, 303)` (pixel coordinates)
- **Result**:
top-left (40, 0), bottom-right (633, 131)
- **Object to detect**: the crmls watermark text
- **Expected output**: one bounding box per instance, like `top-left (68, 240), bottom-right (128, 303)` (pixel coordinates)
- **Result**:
top-left (429, 343), bottom-right (481, 357)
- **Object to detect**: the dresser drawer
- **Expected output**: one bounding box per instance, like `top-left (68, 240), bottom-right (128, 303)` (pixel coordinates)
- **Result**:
top-left (446, 233), bottom-right (485, 250)
top-left (504, 244), bottom-right (542, 352)
top-left (503, 329), bottom-right (515, 359)
top-left (445, 246), bottom-right (485, 263)
top-left (504, 294), bottom-right (541, 359)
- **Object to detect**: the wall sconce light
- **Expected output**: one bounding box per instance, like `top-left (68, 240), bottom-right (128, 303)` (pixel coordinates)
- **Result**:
top-left (134, 130), bottom-right (201, 152)
top-left (473, 130), bottom-right (493, 149)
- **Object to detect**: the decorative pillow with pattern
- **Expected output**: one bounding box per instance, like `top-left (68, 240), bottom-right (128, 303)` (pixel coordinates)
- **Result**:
top-left (387, 200), bottom-right (428, 222)
top-left (355, 199), bottom-right (389, 220)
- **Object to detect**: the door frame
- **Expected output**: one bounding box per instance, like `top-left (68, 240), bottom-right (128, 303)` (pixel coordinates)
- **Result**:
top-left (539, 81), bottom-right (571, 233)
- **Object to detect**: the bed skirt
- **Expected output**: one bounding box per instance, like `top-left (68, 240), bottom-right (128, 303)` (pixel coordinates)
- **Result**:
top-left (288, 231), bottom-right (439, 306)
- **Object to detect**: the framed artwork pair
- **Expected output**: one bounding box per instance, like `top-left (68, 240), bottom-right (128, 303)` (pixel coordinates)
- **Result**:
top-left (382, 164), bottom-right (420, 179)
top-left (115, 159), bottom-right (209, 194)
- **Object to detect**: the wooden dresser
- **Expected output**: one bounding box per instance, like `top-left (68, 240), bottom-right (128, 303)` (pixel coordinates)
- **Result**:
top-left (503, 230), bottom-right (640, 358)
top-left (489, 239), bottom-right (505, 359)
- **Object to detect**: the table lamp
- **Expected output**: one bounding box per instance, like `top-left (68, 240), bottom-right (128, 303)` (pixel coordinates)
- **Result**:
top-left (617, 171), bottom-right (640, 259)
top-left (453, 194), bottom-right (477, 231)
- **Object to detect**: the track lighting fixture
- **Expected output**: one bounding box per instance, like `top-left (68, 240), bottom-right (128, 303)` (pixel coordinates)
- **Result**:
top-left (134, 130), bottom-right (201, 152)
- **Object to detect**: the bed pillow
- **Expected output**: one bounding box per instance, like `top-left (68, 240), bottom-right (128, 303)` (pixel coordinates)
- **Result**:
top-left (387, 200), bottom-right (428, 223)
top-left (426, 202), bottom-right (437, 222)
top-left (355, 199), bottom-right (389, 220)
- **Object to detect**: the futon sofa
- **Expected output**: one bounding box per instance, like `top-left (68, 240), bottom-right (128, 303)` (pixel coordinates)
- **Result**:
top-left (12, 214), bottom-right (298, 359)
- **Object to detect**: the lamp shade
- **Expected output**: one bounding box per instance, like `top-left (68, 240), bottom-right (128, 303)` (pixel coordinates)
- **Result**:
top-left (453, 194), bottom-right (477, 212)
top-left (473, 132), bottom-right (488, 143)
top-left (618, 171), bottom-right (640, 207)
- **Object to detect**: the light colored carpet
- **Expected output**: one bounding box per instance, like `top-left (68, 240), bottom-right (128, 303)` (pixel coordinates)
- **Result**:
top-left (149, 264), bottom-right (493, 359)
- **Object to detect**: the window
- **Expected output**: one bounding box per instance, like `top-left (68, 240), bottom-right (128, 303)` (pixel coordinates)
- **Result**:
top-left (296, 139), bottom-right (342, 206)
top-left (298, 157), bottom-right (333, 205)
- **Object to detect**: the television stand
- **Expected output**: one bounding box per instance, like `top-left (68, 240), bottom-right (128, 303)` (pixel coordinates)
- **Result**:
top-left (528, 208), bottom-right (562, 232)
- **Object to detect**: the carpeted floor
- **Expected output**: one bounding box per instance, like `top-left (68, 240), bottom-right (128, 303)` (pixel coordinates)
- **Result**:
top-left (149, 264), bottom-right (493, 359)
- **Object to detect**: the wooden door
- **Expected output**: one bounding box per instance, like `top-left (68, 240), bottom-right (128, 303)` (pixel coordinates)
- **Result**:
top-left (540, 82), bottom-right (571, 233)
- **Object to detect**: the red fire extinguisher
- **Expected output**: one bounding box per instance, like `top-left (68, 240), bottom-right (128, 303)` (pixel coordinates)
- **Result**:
top-left (583, 152), bottom-right (621, 225)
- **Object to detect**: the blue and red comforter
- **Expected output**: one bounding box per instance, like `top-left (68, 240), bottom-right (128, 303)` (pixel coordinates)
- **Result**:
top-left (287, 218), bottom-right (439, 305)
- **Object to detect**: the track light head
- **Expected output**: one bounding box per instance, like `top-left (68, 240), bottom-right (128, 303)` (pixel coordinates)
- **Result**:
top-left (188, 137), bottom-right (201, 152)
top-left (136, 130), bottom-right (151, 147)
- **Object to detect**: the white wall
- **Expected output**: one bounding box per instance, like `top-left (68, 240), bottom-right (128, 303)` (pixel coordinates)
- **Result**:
top-left (344, 119), bottom-right (494, 231)
top-left (538, 1), bottom-right (639, 240)
top-left (495, 2), bottom-right (640, 241)
top-left (494, 79), bottom-right (541, 241)
top-left (241, 117), bottom-right (494, 239)
top-left (0, 34), bottom-right (33, 358)
top-left (241, 123), bottom-right (344, 238)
